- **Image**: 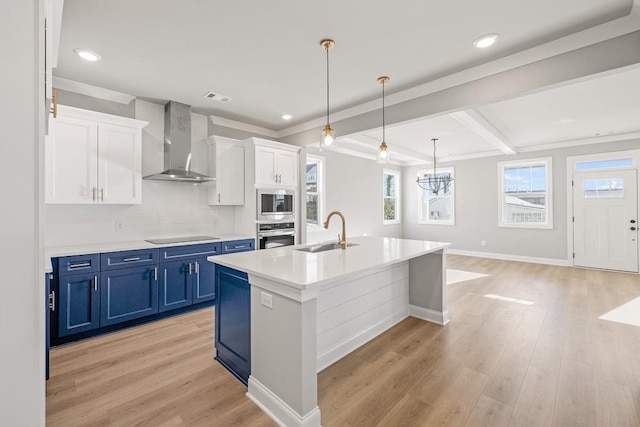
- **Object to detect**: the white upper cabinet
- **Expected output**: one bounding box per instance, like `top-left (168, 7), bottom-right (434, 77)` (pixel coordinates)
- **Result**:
top-left (45, 106), bottom-right (147, 204)
top-left (254, 142), bottom-right (299, 188)
top-left (207, 137), bottom-right (245, 206)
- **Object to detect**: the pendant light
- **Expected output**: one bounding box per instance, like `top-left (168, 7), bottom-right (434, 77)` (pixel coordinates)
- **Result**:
top-left (416, 138), bottom-right (453, 194)
top-left (377, 76), bottom-right (390, 163)
top-left (320, 39), bottom-right (336, 150)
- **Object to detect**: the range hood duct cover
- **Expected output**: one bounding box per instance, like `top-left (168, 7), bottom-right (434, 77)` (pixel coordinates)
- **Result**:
top-left (143, 101), bottom-right (215, 183)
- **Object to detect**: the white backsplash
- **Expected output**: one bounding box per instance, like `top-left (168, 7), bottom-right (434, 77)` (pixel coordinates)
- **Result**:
top-left (45, 180), bottom-right (236, 247)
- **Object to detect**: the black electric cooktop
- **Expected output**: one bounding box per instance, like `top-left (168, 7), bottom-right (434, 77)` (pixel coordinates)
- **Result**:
top-left (145, 236), bottom-right (219, 245)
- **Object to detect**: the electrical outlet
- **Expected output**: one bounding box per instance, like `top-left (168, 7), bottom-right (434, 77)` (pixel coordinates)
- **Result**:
top-left (481, 240), bottom-right (487, 246)
top-left (115, 221), bottom-right (123, 231)
top-left (260, 291), bottom-right (273, 309)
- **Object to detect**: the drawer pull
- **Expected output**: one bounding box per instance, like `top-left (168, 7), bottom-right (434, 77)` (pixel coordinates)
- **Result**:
top-left (94, 276), bottom-right (98, 291)
top-left (123, 257), bottom-right (141, 262)
top-left (69, 262), bottom-right (91, 269)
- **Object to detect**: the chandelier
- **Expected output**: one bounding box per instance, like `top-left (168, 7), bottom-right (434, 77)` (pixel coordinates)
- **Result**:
top-left (416, 138), bottom-right (453, 195)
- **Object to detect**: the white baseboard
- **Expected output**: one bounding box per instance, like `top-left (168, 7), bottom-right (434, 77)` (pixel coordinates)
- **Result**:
top-left (316, 308), bottom-right (409, 372)
top-left (447, 249), bottom-right (570, 267)
top-left (409, 305), bottom-right (449, 325)
top-left (247, 377), bottom-right (321, 427)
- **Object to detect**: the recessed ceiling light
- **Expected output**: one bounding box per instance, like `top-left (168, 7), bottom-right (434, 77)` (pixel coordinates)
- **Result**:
top-left (473, 34), bottom-right (499, 49)
top-left (281, 114), bottom-right (293, 120)
top-left (74, 49), bottom-right (101, 62)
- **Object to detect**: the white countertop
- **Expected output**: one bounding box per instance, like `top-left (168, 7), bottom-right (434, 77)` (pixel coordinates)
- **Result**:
top-left (208, 236), bottom-right (449, 290)
top-left (44, 233), bottom-right (255, 273)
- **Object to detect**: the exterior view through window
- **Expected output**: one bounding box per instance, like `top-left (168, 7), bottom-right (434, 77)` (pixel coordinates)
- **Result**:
top-left (418, 167), bottom-right (454, 225)
top-left (383, 170), bottom-right (400, 223)
top-left (306, 156), bottom-right (322, 225)
top-left (499, 157), bottom-right (552, 228)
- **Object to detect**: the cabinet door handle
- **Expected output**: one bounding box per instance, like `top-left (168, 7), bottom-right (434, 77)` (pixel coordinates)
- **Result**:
top-left (49, 291), bottom-right (55, 311)
top-left (188, 262), bottom-right (192, 275)
top-left (123, 257), bottom-right (140, 262)
top-left (69, 262), bottom-right (91, 269)
top-left (92, 187), bottom-right (96, 201)
top-left (154, 267), bottom-right (158, 281)
top-left (195, 261), bottom-right (199, 275)
top-left (94, 276), bottom-right (98, 291)
top-left (101, 188), bottom-right (105, 202)
top-left (218, 193), bottom-right (221, 203)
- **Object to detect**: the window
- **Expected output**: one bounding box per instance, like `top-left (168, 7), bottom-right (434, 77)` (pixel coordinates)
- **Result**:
top-left (383, 170), bottom-right (400, 224)
top-left (418, 167), bottom-right (455, 225)
top-left (306, 155), bottom-right (324, 226)
top-left (498, 157), bottom-right (552, 228)
top-left (575, 158), bottom-right (633, 170)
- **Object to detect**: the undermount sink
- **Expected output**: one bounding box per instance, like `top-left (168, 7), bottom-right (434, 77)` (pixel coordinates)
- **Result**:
top-left (295, 242), bottom-right (359, 253)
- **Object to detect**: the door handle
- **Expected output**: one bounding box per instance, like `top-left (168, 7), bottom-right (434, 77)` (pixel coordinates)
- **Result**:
top-left (631, 227), bottom-right (637, 231)
top-left (631, 220), bottom-right (636, 223)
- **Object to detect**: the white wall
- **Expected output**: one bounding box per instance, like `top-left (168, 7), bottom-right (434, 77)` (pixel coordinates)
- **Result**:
top-left (0, 0), bottom-right (45, 424)
top-left (402, 139), bottom-right (640, 261)
top-left (45, 99), bottom-right (236, 246)
top-left (305, 148), bottom-right (402, 244)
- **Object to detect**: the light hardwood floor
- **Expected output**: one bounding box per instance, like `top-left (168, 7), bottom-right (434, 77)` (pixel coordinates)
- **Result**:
top-left (47, 255), bottom-right (640, 426)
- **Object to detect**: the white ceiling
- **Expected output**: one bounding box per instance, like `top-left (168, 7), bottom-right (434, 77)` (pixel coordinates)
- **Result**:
top-left (55, 0), bottom-right (640, 164)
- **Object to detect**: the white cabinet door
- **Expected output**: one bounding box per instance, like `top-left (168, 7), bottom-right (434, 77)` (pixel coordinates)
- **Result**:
top-left (277, 150), bottom-right (298, 187)
top-left (209, 140), bottom-right (245, 205)
top-left (255, 146), bottom-right (278, 186)
top-left (97, 123), bottom-right (142, 204)
top-left (45, 115), bottom-right (98, 204)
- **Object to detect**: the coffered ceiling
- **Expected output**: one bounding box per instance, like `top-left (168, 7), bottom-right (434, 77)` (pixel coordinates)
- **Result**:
top-left (55, 0), bottom-right (640, 164)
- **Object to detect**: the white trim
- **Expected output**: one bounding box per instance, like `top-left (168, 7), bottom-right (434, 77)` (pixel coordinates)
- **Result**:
top-left (449, 110), bottom-right (517, 155)
top-left (53, 77), bottom-right (136, 105)
top-left (417, 166), bottom-right (455, 225)
top-left (448, 248), bottom-right (570, 267)
top-left (247, 377), bottom-right (321, 427)
top-left (383, 169), bottom-right (401, 225)
top-left (317, 309), bottom-right (409, 372)
top-left (56, 105), bottom-right (148, 129)
top-left (208, 115), bottom-right (279, 139)
top-left (498, 157), bottom-right (553, 229)
top-left (565, 149), bottom-right (640, 267)
top-left (409, 305), bottom-right (450, 325)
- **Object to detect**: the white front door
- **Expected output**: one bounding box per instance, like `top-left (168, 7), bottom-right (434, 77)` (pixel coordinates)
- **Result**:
top-left (573, 169), bottom-right (638, 272)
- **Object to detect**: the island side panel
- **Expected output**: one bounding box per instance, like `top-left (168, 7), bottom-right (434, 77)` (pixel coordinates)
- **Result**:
top-left (408, 250), bottom-right (449, 325)
top-left (248, 282), bottom-right (321, 426)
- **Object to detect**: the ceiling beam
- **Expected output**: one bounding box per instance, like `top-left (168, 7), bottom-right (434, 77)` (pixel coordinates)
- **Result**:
top-left (341, 134), bottom-right (434, 164)
top-left (449, 110), bottom-right (517, 155)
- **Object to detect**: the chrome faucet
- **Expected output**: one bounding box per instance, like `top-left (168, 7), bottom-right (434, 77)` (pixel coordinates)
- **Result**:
top-left (324, 210), bottom-right (347, 249)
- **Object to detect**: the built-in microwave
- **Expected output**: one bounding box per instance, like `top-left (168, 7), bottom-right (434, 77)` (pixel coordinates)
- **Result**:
top-left (257, 189), bottom-right (294, 221)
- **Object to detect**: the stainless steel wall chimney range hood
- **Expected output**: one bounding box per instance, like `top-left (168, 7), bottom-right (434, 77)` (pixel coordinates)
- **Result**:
top-left (143, 101), bottom-right (215, 183)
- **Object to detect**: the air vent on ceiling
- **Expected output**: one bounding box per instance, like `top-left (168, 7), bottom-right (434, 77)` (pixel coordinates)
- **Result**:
top-left (203, 91), bottom-right (232, 103)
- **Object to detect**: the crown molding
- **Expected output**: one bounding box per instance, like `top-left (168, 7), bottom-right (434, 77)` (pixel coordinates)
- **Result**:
top-left (208, 115), bottom-right (279, 139)
top-left (52, 76), bottom-right (136, 105)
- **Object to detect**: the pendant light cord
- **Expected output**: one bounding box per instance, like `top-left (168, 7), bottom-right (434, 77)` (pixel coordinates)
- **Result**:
top-left (326, 46), bottom-right (330, 127)
top-left (382, 80), bottom-right (386, 142)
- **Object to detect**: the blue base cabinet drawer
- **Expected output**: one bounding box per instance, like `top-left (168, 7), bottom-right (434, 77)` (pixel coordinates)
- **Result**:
top-left (160, 243), bottom-right (221, 263)
top-left (100, 266), bottom-right (159, 326)
top-left (101, 249), bottom-right (158, 271)
top-left (57, 254), bottom-right (100, 276)
top-left (215, 265), bottom-right (250, 384)
top-left (222, 239), bottom-right (254, 254)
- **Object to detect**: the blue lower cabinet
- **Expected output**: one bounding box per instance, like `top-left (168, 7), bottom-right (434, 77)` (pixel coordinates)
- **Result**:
top-left (193, 257), bottom-right (216, 303)
top-left (159, 261), bottom-right (193, 312)
top-left (58, 272), bottom-right (100, 337)
top-left (215, 265), bottom-right (251, 385)
top-left (100, 266), bottom-right (159, 327)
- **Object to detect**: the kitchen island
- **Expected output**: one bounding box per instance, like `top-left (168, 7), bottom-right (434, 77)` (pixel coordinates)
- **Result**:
top-left (208, 236), bottom-right (450, 427)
